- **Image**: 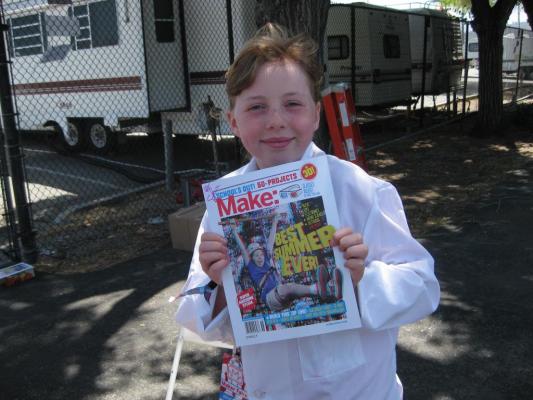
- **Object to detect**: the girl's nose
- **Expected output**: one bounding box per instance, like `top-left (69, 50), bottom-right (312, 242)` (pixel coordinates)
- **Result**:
top-left (266, 108), bottom-right (286, 130)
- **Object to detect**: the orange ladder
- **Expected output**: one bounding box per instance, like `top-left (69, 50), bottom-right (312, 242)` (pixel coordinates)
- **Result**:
top-left (321, 83), bottom-right (367, 170)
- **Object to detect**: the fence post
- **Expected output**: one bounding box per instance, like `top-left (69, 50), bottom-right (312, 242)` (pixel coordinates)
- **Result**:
top-left (164, 119), bottom-right (175, 191)
top-left (225, 0), bottom-right (235, 64)
top-left (453, 88), bottom-right (457, 115)
top-left (513, 28), bottom-right (524, 103)
top-left (419, 15), bottom-right (429, 127)
top-left (462, 20), bottom-right (469, 115)
top-left (0, 20), bottom-right (38, 263)
top-left (0, 127), bottom-right (21, 262)
top-left (350, 6), bottom-right (356, 101)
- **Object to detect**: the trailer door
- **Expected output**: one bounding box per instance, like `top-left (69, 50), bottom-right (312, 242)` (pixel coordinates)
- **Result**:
top-left (143, 0), bottom-right (188, 111)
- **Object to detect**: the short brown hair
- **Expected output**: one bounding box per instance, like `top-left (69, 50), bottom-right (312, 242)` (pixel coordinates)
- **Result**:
top-left (225, 23), bottom-right (323, 109)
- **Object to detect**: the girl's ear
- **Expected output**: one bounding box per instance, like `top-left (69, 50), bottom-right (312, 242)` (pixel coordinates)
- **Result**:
top-left (227, 110), bottom-right (240, 138)
top-left (313, 102), bottom-right (321, 131)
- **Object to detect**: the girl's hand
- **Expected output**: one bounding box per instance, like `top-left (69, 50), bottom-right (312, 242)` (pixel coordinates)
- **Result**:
top-left (199, 232), bottom-right (230, 285)
top-left (332, 228), bottom-right (368, 286)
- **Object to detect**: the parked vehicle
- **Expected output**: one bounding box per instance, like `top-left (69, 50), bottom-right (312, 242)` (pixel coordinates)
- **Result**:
top-left (8, 0), bottom-right (513, 156)
top-left (407, 8), bottom-right (464, 95)
top-left (466, 30), bottom-right (479, 68)
top-left (502, 27), bottom-right (533, 79)
top-left (4, 0), bottom-right (254, 153)
top-left (326, 2), bottom-right (412, 107)
top-left (162, 0), bottom-right (255, 138)
top-left (467, 27), bottom-right (533, 79)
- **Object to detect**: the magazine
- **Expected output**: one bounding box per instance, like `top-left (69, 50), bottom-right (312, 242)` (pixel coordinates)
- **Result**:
top-left (202, 156), bottom-right (361, 346)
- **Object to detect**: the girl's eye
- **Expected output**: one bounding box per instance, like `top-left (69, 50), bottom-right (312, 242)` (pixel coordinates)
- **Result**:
top-left (247, 104), bottom-right (266, 112)
top-left (286, 101), bottom-right (302, 108)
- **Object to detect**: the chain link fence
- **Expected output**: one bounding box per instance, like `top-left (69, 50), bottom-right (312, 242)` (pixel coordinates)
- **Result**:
top-left (0, 0), bottom-right (256, 269)
top-left (327, 3), bottom-right (533, 123)
top-left (1, 0), bottom-right (532, 269)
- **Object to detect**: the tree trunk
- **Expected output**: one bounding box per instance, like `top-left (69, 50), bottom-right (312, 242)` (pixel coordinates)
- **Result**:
top-left (470, 0), bottom-right (516, 137)
top-left (476, 26), bottom-right (505, 135)
top-left (254, 0), bottom-right (330, 63)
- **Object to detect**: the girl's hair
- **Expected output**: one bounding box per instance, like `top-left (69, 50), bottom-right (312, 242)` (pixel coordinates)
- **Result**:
top-left (225, 23), bottom-right (323, 109)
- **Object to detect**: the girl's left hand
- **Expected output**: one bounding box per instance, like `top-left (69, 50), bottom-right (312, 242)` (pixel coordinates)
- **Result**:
top-left (332, 228), bottom-right (368, 286)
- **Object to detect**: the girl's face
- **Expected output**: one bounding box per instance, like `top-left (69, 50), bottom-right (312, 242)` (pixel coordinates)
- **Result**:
top-left (227, 60), bottom-right (320, 169)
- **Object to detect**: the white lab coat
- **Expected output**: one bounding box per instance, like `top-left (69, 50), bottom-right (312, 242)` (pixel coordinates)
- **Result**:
top-left (176, 143), bottom-right (440, 400)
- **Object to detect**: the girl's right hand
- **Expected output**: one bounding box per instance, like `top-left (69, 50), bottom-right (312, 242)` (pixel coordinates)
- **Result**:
top-left (199, 232), bottom-right (230, 285)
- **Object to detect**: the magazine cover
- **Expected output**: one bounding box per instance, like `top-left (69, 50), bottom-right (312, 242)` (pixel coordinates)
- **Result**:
top-left (202, 156), bottom-right (361, 346)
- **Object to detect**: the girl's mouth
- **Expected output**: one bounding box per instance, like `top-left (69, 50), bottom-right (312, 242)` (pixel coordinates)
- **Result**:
top-left (261, 137), bottom-right (294, 148)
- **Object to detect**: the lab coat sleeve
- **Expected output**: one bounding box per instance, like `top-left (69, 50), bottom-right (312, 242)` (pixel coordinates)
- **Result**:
top-left (357, 183), bottom-right (440, 330)
top-left (174, 212), bottom-right (235, 345)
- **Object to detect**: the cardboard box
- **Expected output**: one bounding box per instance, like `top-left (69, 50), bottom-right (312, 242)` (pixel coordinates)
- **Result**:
top-left (0, 262), bottom-right (35, 287)
top-left (168, 202), bottom-right (206, 252)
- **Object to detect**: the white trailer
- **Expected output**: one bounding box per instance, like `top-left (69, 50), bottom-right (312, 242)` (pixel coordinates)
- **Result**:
top-left (466, 27), bottom-right (533, 79)
top-left (466, 30), bottom-right (479, 68)
top-left (161, 0), bottom-right (255, 138)
top-left (4, 0), bottom-right (255, 153)
top-left (408, 8), bottom-right (464, 95)
top-left (502, 27), bottom-right (533, 79)
top-left (326, 2), bottom-right (412, 107)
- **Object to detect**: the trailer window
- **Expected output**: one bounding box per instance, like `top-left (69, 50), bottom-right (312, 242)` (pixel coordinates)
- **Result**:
top-left (153, 0), bottom-right (175, 43)
top-left (90, 0), bottom-right (119, 47)
top-left (468, 42), bottom-right (479, 53)
top-left (328, 35), bottom-right (349, 60)
top-left (383, 34), bottom-right (400, 59)
top-left (69, 0), bottom-right (118, 50)
top-left (8, 14), bottom-right (45, 57)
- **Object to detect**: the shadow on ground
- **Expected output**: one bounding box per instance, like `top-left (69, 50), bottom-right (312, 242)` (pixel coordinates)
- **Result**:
top-left (0, 248), bottom-right (222, 400)
top-left (398, 183), bottom-right (533, 399)
top-left (2, 115), bottom-right (532, 399)
top-left (367, 120), bottom-right (533, 399)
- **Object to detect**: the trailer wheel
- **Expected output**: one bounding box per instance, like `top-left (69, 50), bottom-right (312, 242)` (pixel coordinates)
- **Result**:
top-left (62, 121), bottom-right (87, 152)
top-left (88, 122), bottom-right (116, 154)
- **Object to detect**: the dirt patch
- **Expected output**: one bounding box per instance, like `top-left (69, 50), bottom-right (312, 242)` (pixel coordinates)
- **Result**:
top-left (35, 187), bottom-right (179, 274)
top-left (34, 102), bottom-right (533, 274)
top-left (366, 103), bottom-right (533, 237)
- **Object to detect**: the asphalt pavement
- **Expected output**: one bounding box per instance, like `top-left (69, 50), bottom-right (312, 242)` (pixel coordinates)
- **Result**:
top-left (1, 171), bottom-right (532, 399)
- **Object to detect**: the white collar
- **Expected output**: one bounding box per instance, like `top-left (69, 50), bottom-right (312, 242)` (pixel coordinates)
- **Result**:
top-left (242, 142), bottom-right (325, 173)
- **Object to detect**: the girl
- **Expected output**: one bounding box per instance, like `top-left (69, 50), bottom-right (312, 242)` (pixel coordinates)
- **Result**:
top-left (176, 23), bottom-right (439, 400)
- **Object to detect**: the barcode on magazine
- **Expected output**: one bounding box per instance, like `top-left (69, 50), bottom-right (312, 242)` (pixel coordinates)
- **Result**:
top-left (244, 317), bottom-right (266, 334)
